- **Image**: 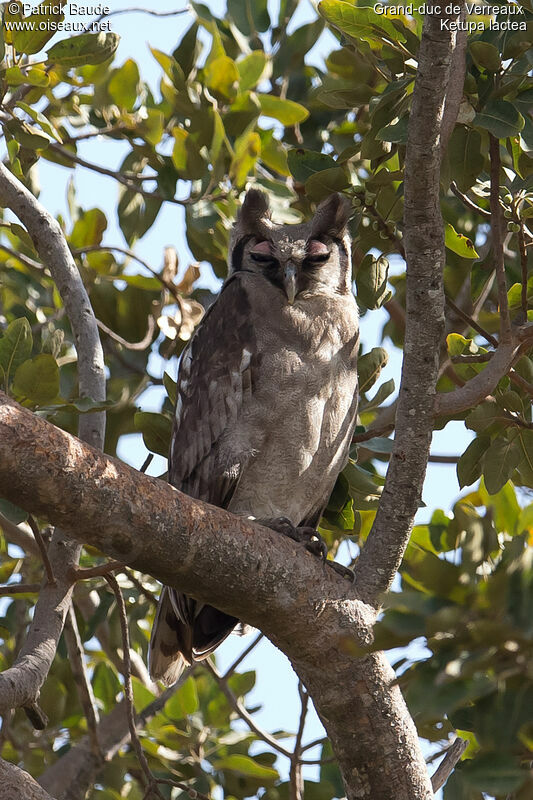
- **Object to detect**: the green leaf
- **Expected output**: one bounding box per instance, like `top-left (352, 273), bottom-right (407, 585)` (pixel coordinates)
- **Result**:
top-left (229, 129), bottom-right (261, 188)
top-left (469, 41), bottom-right (501, 72)
top-left (227, 670), bottom-right (256, 698)
top-left (204, 56), bottom-right (239, 98)
top-left (448, 126), bottom-right (484, 192)
top-left (445, 224), bottom-right (479, 258)
top-left (258, 94), bottom-right (309, 126)
top-left (16, 102), bottom-right (63, 143)
top-left (466, 401), bottom-right (502, 433)
top-left (164, 676), bottom-right (199, 719)
top-left (356, 254), bottom-right (390, 309)
top-left (213, 754), bottom-right (279, 780)
top-left (13, 3), bottom-right (64, 55)
top-left (0, 318), bottom-right (33, 383)
top-left (462, 752), bottom-right (526, 795)
top-left (457, 436), bottom-right (491, 489)
top-left (361, 378), bottom-right (395, 412)
top-left (238, 52), bottom-right (270, 92)
top-left (305, 167), bottom-right (350, 201)
top-left (134, 411), bottom-right (172, 457)
top-left (108, 59), bottom-right (140, 110)
top-left (69, 208), bottom-right (108, 248)
top-left (92, 662), bottom-right (121, 714)
top-left (5, 65), bottom-right (49, 87)
top-left (483, 435), bottom-right (522, 495)
top-left (163, 372), bottom-right (177, 406)
top-left (117, 189), bottom-right (162, 246)
top-left (376, 116), bottom-right (408, 144)
top-left (47, 32), bottom-right (120, 67)
top-left (228, 0), bottom-right (270, 34)
top-left (13, 354), bottom-right (60, 405)
top-left (446, 333), bottom-right (479, 357)
top-left (318, 0), bottom-right (406, 45)
top-left (0, 498), bottom-right (28, 524)
top-left (287, 148), bottom-right (337, 183)
top-left (131, 677), bottom-right (156, 713)
top-left (474, 100), bottom-right (525, 139)
top-left (358, 347), bottom-right (389, 393)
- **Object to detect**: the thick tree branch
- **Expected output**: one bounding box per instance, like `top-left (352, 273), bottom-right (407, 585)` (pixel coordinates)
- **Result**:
top-left (0, 758), bottom-right (57, 800)
top-left (353, 6), bottom-right (463, 605)
top-left (0, 393), bottom-right (433, 800)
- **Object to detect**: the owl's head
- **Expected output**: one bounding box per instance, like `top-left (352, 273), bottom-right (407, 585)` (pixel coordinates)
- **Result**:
top-left (228, 190), bottom-right (352, 303)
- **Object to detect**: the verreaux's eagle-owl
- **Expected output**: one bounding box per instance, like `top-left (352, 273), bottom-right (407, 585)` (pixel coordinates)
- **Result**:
top-left (149, 190), bottom-right (359, 685)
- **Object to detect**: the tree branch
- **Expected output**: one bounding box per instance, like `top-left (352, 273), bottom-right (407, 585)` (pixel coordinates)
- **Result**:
top-left (0, 758), bottom-right (57, 800)
top-left (353, 5), bottom-right (463, 605)
top-left (0, 392), bottom-right (433, 800)
top-left (0, 162), bottom-right (106, 717)
top-left (431, 737), bottom-right (468, 792)
top-left (489, 135), bottom-right (512, 343)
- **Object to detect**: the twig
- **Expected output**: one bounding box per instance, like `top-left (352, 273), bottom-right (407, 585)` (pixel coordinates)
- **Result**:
top-left (445, 295), bottom-right (498, 347)
top-left (96, 315), bottom-right (156, 351)
top-left (73, 244), bottom-right (187, 306)
top-left (489, 134), bottom-right (512, 343)
top-left (449, 181), bottom-right (491, 219)
top-left (518, 222), bottom-right (529, 321)
top-left (290, 683), bottom-right (309, 800)
top-left (64, 605), bottom-right (101, 755)
top-left (0, 583), bottom-right (41, 596)
top-left (71, 560), bottom-right (126, 581)
top-left (48, 142), bottom-right (184, 207)
top-left (93, 5), bottom-right (190, 24)
top-left (140, 454), bottom-right (154, 474)
top-left (0, 244), bottom-right (43, 271)
top-left (207, 661), bottom-right (292, 759)
top-left (105, 573), bottom-right (165, 799)
top-left (428, 454), bottom-right (459, 464)
top-left (431, 737), bottom-right (467, 792)
top-left (27, 515), bottom-right (56, 585)
top-left (451, 352), bottom-right (493, 363)
top-left (352, 423), bottom-right (395, 444)
top-left (124, 568), bottom-right (158, 606)
top-left (106, 575), bottom-right (208, 800)
top-left (222, 631), bottom-right (264, 679)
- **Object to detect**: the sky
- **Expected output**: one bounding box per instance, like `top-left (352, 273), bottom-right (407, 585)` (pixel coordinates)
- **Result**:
top-left (7, 0), bottom-right (475, 794)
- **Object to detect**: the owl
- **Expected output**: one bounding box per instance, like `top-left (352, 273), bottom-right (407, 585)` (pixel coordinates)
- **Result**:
top-left (149, 190), bottom-right (359, 685)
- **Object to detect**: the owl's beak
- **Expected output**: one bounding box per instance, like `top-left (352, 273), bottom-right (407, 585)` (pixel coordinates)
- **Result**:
top-left (283, 263), bottom-right (297, 305)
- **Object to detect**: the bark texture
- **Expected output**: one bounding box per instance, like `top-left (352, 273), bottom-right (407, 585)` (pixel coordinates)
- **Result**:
top-left (354, 6), bottom-right (464, 605)
top-left (0, 392), bottom-right (433, 800)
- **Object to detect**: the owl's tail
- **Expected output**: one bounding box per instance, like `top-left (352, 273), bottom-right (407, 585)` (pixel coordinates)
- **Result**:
top-left (149, 586), bottom-right (239, 686)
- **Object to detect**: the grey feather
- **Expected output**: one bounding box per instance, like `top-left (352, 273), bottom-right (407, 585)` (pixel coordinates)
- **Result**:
top-left (149, 191), bottom-right (359, 685)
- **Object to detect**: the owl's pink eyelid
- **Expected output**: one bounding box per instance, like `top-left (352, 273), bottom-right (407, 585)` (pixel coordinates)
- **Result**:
top-left (251, 240), bottom-right (272, 255)
top-left (307, 239), bottom-right (330, 256)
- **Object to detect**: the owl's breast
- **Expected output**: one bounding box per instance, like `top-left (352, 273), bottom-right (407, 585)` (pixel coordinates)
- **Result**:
top-left (225, 287), bottom-right (359, 524)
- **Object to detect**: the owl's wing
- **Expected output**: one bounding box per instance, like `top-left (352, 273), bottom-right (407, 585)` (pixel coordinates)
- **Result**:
top-left (150, 276), bottom-right (257, 685)
top-left (168, 274), bottom-right (258, 507)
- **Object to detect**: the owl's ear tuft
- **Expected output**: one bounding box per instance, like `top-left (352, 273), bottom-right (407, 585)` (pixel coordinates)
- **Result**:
top-left (239, 189), bottom-right (271, 233)
top-left (311, 193), bottom-right (351, 238)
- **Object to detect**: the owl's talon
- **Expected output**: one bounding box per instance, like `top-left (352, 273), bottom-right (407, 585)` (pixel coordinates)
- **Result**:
top-left (257, 517), bottom-right (328, 562)
top-left (326, 560), bottom-right (355, 582)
